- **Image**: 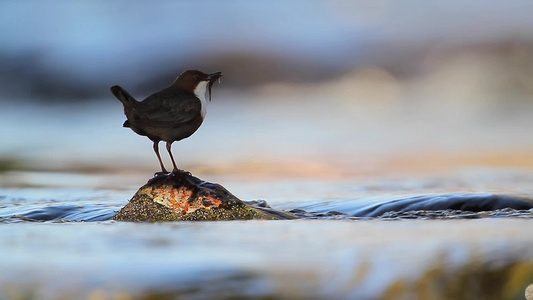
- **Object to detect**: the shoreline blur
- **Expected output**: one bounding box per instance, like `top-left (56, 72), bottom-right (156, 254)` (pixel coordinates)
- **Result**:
top-left (1, 1), bottom-right (532, 180)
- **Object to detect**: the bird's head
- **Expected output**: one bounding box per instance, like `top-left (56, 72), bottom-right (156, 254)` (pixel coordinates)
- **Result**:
top-left (174, 70), bottom-right (223, 101)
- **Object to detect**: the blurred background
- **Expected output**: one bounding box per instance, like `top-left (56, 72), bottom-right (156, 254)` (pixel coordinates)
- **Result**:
top-left (1, 0), bottom-right (533, 179)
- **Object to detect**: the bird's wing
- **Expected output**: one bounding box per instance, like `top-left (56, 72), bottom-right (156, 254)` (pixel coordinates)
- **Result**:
top-left (133, 88), bottom-right (201, 127)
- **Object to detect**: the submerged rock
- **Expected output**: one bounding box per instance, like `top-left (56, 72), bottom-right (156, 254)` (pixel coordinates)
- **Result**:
top-left (113, 173), bottom-right (297, 222)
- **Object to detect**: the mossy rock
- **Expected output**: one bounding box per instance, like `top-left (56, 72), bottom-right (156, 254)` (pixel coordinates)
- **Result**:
top-left (113, 173), bottom-right (297, 222)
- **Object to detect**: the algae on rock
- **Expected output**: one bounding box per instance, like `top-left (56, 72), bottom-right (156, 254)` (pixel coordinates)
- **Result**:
top-left (113, 173), bottom-right (296, 221)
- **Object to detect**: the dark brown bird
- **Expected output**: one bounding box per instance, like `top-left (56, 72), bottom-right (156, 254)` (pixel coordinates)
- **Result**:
top-left (110, 70), bottom-right (223, 173)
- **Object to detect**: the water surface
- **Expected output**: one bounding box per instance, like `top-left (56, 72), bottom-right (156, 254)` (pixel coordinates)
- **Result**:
top-left (1, 170), bottom-right (532, 299)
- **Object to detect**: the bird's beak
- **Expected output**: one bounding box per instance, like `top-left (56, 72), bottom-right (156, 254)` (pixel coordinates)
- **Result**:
top-left (207, 72), bottom-right (223, 102)
top-left (208, 72), bottom-right (223, 83)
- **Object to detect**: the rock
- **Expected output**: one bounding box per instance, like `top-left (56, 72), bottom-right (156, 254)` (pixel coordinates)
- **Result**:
top-left (113, 173), bottom-right (297, 221)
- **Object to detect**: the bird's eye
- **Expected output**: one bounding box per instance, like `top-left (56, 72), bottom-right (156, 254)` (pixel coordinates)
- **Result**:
top-left (194, 75), bottom-right (200, 81)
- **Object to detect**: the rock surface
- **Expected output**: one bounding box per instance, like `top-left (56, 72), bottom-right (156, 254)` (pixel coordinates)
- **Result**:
top-left (113, 173), bottom-right (297, 221)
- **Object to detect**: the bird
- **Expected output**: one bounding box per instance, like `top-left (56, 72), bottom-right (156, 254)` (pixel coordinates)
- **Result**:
top-left (110, 70), bottom-right (223, 174)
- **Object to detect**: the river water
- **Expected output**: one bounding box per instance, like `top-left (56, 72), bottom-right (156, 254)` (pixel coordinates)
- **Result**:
top-left (1, 168), bottom-right (532, 299)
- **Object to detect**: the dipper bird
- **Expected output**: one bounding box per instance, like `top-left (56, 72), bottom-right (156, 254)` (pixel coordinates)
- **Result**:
top-left (110, 70), bottom-right (223, 173)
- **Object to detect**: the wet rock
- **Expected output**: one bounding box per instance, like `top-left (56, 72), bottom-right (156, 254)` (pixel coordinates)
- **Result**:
top-left (113, 173), bottom-right (297, 222)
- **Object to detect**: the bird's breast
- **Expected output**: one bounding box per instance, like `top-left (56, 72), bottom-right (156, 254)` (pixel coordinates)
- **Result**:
top-left (194, 81), bottom-right (209, 118)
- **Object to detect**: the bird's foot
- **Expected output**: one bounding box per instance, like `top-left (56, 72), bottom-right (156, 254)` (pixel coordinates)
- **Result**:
top-left (171, 169), bottom-right (192, 176)
top-left (153, 171), bottom-right (170, 177)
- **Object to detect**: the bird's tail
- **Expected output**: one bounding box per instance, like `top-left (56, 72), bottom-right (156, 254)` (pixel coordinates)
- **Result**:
top-left (110, 85), bottom-right (137, 106)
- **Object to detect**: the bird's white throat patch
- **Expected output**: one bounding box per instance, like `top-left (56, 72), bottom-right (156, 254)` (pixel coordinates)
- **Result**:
top-left (194, 81), bottom-right (209, 118)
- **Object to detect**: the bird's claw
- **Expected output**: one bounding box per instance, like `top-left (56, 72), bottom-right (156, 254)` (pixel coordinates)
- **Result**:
top-left (153, 171), bottom-right (170, 177)
top-left (171, 169), bottom-right (192, 176)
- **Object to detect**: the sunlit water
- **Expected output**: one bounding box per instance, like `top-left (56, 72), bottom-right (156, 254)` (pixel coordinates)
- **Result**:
top-left (1, 170), bottom-right (532, 299)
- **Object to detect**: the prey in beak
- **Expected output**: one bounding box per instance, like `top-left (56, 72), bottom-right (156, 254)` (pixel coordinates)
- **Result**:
top-left (207, 72), bottom-right (223, 101)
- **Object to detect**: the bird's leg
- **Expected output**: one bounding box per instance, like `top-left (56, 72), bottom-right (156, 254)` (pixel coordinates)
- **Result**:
top-left (153, 141), bottom-right (168, 174)
top-left (166, 142), bottom-right (179, 173)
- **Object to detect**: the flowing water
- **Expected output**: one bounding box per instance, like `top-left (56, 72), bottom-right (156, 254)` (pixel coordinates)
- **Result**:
top-left (1, 168), bottom-right (533, 300)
